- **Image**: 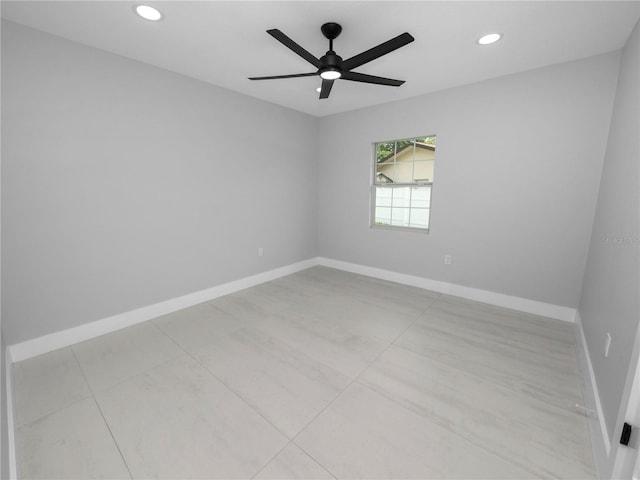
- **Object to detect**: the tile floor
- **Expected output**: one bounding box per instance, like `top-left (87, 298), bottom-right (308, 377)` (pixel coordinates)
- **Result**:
top-left (12, 266), bottom-right (596, 479)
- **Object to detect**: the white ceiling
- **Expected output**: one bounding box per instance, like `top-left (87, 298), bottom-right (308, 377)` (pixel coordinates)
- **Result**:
top-left (2, 1), bottom-right (639, 117)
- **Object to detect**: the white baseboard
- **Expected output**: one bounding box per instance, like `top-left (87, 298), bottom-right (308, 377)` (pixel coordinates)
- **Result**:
top-left (574, 311), bottom-right (610, 477)
top-left (8, 258), bottom-right (319, 363)
top-left (317, 257), bottom-right (576, 322)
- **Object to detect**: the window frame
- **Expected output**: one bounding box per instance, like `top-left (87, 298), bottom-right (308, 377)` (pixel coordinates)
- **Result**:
top-left (370, 136), bottom-right (435, 233)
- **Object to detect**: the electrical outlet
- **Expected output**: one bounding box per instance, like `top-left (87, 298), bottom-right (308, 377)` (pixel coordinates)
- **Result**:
top-left (258, 247), bottom-right (264, 257)
top-left (605, 332), bottom-right (612, 358)
top-left (444, 254), bottom-right (452, 265)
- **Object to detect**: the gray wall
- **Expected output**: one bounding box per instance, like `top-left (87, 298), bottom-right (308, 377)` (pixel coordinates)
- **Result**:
top-left (1, 21), bottom-right (318, 345)
top-left (579, 19), bottom-right (639, 453)
top-left (1, 15), bottom-right (10, 480)
top-left (317, 52), bottom-right (620, 308)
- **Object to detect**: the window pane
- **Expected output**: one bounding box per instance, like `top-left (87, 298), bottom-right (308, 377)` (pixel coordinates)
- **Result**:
top-left (412, 160), bottom-right (435, 182)
top-left (411, 187), bottom-right (431, 208)
top-left (392, 187), bottom-right (411, 207)
top-left (376, 187), bottom-right (392, 206)
top-left (409, 208), bottom-right (430, 229)
top-left (376, 164), bottom-right (394, 184)
top-left (393, 163), bottom-right (414, 183)
top-left (390, 207), bottom-right (410, 227)
top-left (375, 206), bottom-right (391, 225)
top-left (376, 142), bottom-right (395, 163)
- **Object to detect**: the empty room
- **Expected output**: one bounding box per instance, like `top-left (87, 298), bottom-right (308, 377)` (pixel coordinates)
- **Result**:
top-left (1, 1), bottom-right (639, 479)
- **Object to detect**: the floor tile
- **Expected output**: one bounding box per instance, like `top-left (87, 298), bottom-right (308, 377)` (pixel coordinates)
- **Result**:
top-left (433, 295), bottom-right (576, 347)
top-left (215, 279), bottom-right (322, 321)
top-left (230, 282), bottom-right (301, 313)
top-left (194, 327), bottom-right (351, 438)
top-left (255, 443), bottom-right (335, 479)
top-left (153, 301), bottom-right (244, 352)
top-left (286, 293), bottom-right (418, 342)
top-left (422, 300), bottom-right (579, 368)
top-left (295, 382), bottom-right (536, 479)
top-left (292, 267), bottom-right (440, 314)
top-left (13, 266), bottom-right (595, 480)
top-left (278, 268), bottom-right (439, 318)
top-left (250, 311), bottom-right (389, 379)
top-left (395, 317), bottom-right (583, 408)
top-left (13, 347), bottom-right (92, 427)
top-left (270, 273), bottom-right (335, 296)
top-left (210, 292), bottom-right (274, 324)
top-left (292, 266), bottom-right (361, 292)
top-left (331, 273), bottom-right (440, 317)
top-left (72, 321), bottom-right (183, 392)
top-left (271, 273), bottom-right (342, 299)
top-left (95, 355), bottom-right (288, 479)
top-left (18, 397), bottom-right (130, 480)
top-left (272, 276), bottom-right (346, 307)
top-left (519, 309), bottom-right (577, 341)
top-left (359, 345), bottom-right (595, 478)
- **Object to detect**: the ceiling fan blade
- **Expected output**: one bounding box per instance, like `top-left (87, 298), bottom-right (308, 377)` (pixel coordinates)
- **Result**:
top-left (267, 29), bottom-right (322, 69)
top-left (248, 72), bottom-right (317, 80)
top-left (342, 32), bottom-right (414, 71)
top-left (319, 78), bottom-right (334, 99)
top-left (341, 71), bottom-right (405, 87)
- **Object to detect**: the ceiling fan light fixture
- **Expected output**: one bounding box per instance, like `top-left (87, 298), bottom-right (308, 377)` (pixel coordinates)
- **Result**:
top-left (320, 68), bottom-right (342, 80)
top-left (134, 5), bottom-right (163, 21)
top-left (477, 33), bottom-right (502, 45)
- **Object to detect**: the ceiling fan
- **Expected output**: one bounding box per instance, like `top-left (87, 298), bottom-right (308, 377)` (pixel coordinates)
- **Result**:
top-left (248, 23), bottom-right (415, 99)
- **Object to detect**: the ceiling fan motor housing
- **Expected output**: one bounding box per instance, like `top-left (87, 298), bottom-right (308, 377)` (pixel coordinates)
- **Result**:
top-left (320, 51), bottom-right (343, 72)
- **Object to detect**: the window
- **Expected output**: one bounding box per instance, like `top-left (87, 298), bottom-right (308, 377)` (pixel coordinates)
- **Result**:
top-left (371, 136), bottom-right (435, 231)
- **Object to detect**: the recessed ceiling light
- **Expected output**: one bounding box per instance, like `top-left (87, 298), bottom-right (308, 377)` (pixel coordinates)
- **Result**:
top-left (477, 33), bottom-right (502, 45)
top-left (134, 5), bottom-right (163, 21)
top-left (316, 87), bottom-right (322, 93)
